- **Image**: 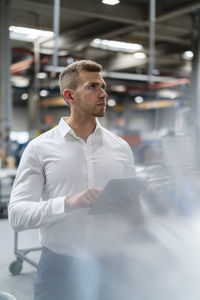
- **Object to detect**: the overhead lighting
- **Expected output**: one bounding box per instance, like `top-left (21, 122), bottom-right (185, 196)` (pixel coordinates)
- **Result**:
top-left (11, 76), bottom-right (29, 88)
top-left (152, 69), bottom-right (160, 75)
top-left (9, 26), bottom-right (54, 42)
top-left (135, 96), bottom-right (144, 104)
top-left (40, 90), bottom-right (49, 97)
top-left (59, 50), bottom-right (68, 56)
top-left (66, 57), bottom-right (75, 65)
top-left (21, 93), bottom-right (28, 101)
top-left (158, 89), bottom-right (177, 99)
top-left (10, 131), bottom-right (30, 144)
top-left (183, 50), bottom-right (193, 60)
top-left (107, 99), bottom-right (116, 107)
top-left (36, 72), bottom-right (48, 79)
top-left (110, 84), bottom-right (126, 92)
top-left (133, 52), bottom-right (146, 59)
top-left (91, 38), bottom-right (143, 53)
top-left (102, 0), bottom-right (120, 5)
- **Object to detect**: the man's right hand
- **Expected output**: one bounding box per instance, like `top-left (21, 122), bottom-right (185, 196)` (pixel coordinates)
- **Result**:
top-left (65, 188), bottom-right (101, 210)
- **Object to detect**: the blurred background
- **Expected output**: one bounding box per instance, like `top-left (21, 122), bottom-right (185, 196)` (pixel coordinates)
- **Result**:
top-left (1, 0), bottom-right (200, 167)
top-left (1, 0), bottom-right (200, 299)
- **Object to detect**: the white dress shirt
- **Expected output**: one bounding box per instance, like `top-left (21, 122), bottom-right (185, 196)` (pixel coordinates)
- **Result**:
top-left (9, 118), bottom-right (135, 256)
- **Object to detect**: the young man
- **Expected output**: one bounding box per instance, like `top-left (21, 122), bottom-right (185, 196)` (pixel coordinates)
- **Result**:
top-left (8, 60), bottom-right (135, 300)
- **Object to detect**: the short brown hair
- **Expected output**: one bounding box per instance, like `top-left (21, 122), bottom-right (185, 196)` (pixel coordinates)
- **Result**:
top-left (59, 60), bottom-right (102, 97)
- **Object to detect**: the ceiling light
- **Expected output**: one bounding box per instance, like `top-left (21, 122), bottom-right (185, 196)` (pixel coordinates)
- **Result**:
top-left (183, 50), bottom-right (193, 60)
top-left (21, 93), bottom-right (28, 101)
top-left (36, 72), bottom-right (48, 79)
top-left (59, 50), bottom-right (68, 56)
top-left (135, 96), bottom-right (144, 104)
top-left (133, 52), bottom-right (146, 59)
top-left (66, 57), bottom-right (75, 65)
top-left (11, 76), bottom-right (29, 88)
top-left (102, 0), bottom-right (120, 5)
top-left (91, 38), bottom-right (143, 53)
top-left (9, 26), bottom-right (54, 42)
top-left (40, 90), bottom-right (49, 97)
top-left (107, 99), bottom-right (116, 107)
top-left (110, 84), bottom-right (126, 92)
top-left (158, 89), bottom-right (177, 99)
top-left (10, 131), bottom-right (30, 144)
top-left (152, 69), bottom-right (160, 75)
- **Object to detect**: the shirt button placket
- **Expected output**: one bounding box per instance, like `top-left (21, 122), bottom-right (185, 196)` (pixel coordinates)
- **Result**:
top-left (80, 140), bottom-right (89, 188)
top-left (87, 138), bottom-right (94, 188)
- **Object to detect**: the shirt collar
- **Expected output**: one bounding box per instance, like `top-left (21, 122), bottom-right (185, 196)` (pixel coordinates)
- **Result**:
top-left (57, 117), bottom-right (103, 138)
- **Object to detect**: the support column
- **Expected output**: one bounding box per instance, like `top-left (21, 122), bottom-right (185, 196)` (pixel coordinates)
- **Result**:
top-left (51, 0), bottom-right (60, 78)
top-left (148, 0), bottom-right (156, 84)
top-left (52, 0), bottom-right (60, 70)
top-left (28, 40), bottom-right (40, 139)
top-left (0, 0), bottom-right (12, 145)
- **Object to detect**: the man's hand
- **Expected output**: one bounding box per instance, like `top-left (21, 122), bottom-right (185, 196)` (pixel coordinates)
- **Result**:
top-left (107, 192), bottom-right (145, 224)
top-left (65, 188), bottom-right (101, 210)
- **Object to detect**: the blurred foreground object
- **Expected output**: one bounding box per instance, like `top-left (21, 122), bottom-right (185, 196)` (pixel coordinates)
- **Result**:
top-left (0, 292), bottom-right (16, 300)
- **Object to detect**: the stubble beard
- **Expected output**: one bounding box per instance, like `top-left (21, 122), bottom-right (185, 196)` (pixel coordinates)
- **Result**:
top-left (93, 106), bottom-right (106, 117)
top-left (79, 102), bottom-right (106, 118)
top-left (76, 94), bottom-right (106, 118)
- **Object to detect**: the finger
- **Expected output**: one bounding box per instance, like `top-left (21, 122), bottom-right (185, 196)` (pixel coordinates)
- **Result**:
top-left (88, 188), bottom-right (101, 199)
top-left (86, 193), bottom-right (96, 204)
top-left (88, 187), bottom-right (101, 193)
top-left (80, 195), bottom-right (94, 207)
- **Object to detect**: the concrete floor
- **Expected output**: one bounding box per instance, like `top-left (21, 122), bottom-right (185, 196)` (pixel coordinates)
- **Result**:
top-left (0, 218), bottom-right (40, 300)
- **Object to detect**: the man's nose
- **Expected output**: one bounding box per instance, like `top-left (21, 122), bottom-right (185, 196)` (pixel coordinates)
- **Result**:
top-left (99, 88), bottom-right (107, 98)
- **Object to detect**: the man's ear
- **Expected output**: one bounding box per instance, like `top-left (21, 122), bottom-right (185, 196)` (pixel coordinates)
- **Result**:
top-left (63, 89), bottom-right (74, 105)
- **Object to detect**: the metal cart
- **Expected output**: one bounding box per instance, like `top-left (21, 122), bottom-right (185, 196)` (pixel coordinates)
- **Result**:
top-left (0, 169), bottom-right (16, 218)
top-left (0, 168), bottom-right (41, 275)
top-left (9, 231), bottom-right (42, 275)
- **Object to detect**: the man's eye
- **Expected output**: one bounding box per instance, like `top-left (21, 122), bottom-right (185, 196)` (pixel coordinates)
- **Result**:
top-left (89, 84), bottom-right (96, 89)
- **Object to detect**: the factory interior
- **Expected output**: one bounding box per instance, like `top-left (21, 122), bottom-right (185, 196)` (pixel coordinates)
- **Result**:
top-left (1, 0), bottom-right (200, 299)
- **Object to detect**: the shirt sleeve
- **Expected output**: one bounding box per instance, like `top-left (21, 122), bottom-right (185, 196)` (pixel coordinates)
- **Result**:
top-left (8, 141), bottom-right (67, 232)
top-left (124, 143), bottom-right (136, 178)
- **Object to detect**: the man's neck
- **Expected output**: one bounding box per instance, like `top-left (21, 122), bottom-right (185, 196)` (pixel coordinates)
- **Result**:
top-left (66, 114), bottom-right (96, 141)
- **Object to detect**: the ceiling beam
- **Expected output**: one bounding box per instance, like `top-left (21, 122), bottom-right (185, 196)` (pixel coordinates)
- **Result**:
top-left (131, 31), bottom-right (191, 46)
top-left (11, 0), bottom-right (195, 54)
top-left (11, 0), bottom-right (200, 29)
top-left (102, 71), bottom-right (176, 82)
top-left (11, 0), bottom-right (145, 26)
top-left (156, 1), bottom-right (200, 22)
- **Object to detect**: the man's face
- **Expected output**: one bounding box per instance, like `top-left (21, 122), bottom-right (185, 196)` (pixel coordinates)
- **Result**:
top-left (72, 71), bottom-right (107, 117)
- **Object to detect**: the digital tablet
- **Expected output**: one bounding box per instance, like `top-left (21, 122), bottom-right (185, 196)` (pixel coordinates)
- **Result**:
top-left (89, 177), bottom-right (145, 215)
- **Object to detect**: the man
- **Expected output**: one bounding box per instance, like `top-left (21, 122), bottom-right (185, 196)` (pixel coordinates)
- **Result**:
top-left (8, 60), bottom-right (135, 300)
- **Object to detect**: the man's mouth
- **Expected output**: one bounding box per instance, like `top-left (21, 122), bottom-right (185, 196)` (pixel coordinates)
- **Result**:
top-left (97, 102), bottom-right (106, 107)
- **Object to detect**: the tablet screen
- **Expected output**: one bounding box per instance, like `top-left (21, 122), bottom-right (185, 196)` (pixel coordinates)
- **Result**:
top-left (89, 177), bottom-right (145, 214)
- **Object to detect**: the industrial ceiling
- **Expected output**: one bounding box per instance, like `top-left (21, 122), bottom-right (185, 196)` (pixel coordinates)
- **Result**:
top-left (8, 0), bottom-right (200, 107)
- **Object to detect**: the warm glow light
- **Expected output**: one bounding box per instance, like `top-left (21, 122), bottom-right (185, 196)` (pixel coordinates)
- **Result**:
top-left (91, 38), bottom-right (143, 53)
top-left (102, 0), bottom-right (120, 5)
